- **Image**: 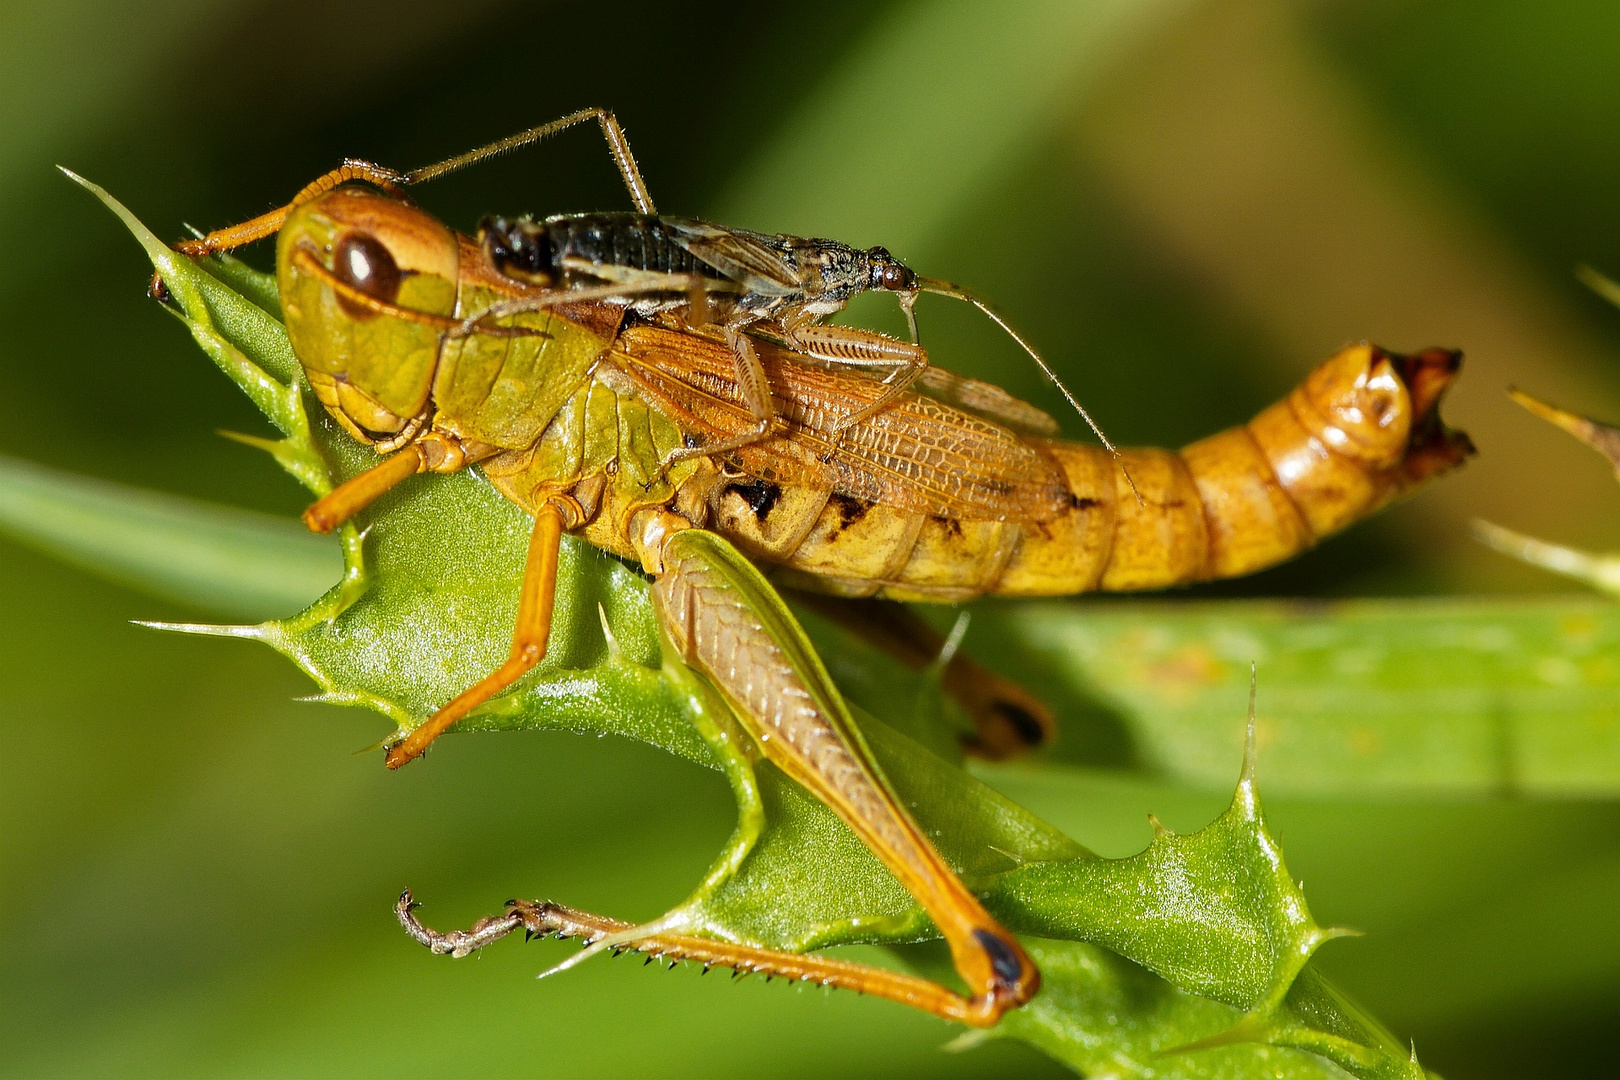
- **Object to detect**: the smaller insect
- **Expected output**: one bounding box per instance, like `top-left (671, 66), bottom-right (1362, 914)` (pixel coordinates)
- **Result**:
top-left (469, 112), bottom-right (1117, 457)
top-left (478, 210), bottom-right (930, 454)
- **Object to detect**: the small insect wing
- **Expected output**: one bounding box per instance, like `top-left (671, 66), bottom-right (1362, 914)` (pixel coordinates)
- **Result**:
top-left (661, 217), bottom-right (804, 297)
top-left (915, 368), bottom-right (1061, 438)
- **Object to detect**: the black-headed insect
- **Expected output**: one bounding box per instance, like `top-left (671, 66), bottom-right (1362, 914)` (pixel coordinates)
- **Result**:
top-left (419, 109), bottom-right (1118, 455)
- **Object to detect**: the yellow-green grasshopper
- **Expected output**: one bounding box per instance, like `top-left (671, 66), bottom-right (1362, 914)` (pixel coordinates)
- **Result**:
top-left (160, 115), bottom-right (1473, 1025)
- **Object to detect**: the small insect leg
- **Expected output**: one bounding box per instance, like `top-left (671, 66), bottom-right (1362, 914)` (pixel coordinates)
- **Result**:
top-left (151, 160), bottom-right (410, 297)
top-left (783, 324), bottom-right (929, 431)
top-left (786, 324), bottom-right (925, 372)
top-left (727, 324), bottom-right (776, 425)
top-left (454, 268), bottom-right (735, 338)
top-left (384, 501), bottom-right (566, 769)
top-left (404, 107), bottom-right (656, 214)
top-left (661, 324), bottom-right (775, 465)
top-left (174, 161), bottom-right (408, 260)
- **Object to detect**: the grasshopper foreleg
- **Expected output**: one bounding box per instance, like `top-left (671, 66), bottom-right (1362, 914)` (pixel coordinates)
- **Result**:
top-left (383, 499), bottom-right (568, 769)
top-left (302, 431), bottom-right (487, 534)
top-left (299, 434), bottom-right (568, 771)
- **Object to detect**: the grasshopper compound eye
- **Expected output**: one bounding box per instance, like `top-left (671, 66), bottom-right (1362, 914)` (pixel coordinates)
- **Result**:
top-left (333, 230), bottom-right (403, 316)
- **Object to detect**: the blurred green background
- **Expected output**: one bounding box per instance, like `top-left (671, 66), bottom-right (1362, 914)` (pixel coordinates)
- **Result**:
top-left (4, 0), bottom-right (1620, 1076)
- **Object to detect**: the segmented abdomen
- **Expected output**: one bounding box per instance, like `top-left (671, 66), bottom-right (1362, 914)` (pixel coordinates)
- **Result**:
top-left (712, 344), bottom-right (1469, 601)
top-left (484, 212), bottom-right (725, 281)
top-left (487, 327), bottom-right (1467, 603)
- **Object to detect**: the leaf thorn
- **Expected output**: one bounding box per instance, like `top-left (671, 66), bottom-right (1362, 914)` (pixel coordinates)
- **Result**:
top-left (1507, 386), bottom-right (1620, 470)
top-left (932, 610), bottom-right (971, 671)
top-left (1576, 262), bottom-right (1620, 313)
top-left (1472, 518), bottom-right (1620, 596)
top-left (1158, 1014), bottom-right (1268, 1058)
top-left (597, 602), bottom-right (622, 664)
top-left (351, 736), bottom-right (395, 757)
top-left (941, 1030), bottom-right (990, 1054)
top-left (132, 619), bottom-right (268, 640)
top-left (1240, 662), bottom-right (1260, 790)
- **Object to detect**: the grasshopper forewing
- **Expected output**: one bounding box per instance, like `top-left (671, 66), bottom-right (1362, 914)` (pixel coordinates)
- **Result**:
top-left (155, 143), bottom-right (1473, 1025)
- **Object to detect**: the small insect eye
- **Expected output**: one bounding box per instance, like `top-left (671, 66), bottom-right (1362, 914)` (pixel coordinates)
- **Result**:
top-left (333, 231), bottom-right (402, 305)
top-left (880, 263), bottom-right (911, 291)
top-left (480, 219), bottom-right (552, 279)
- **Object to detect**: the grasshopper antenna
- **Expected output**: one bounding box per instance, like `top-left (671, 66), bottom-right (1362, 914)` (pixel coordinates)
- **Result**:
top-left (918, 277), bottom-right (1142, 503)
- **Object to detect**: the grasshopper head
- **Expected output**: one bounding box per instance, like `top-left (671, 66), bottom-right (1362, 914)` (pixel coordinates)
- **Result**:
top-left (278, 187), bottom-right (459, 448)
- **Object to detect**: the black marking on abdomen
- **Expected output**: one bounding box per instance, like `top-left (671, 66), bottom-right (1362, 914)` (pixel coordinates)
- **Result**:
top-left (725, 478), bottom-right (783, 520)
top-left (828, 494), bottom-right (870, 529)
top-left (549, 214), bottom-right (726, 280)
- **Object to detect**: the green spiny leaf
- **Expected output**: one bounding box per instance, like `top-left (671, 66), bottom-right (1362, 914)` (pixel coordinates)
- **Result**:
top-left (63, 177), bottom-right (1436, 1078)
top-left (989, 948), bottom-right (1419, 1080)
top-left (984, 719), bottom-right (1341, 1013)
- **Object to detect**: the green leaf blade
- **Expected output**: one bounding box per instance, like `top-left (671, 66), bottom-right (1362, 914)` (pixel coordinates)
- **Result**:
top-left (0, 452), bottom-right (339, 620)
top-left (995, 597), bottom-right (1620, 796)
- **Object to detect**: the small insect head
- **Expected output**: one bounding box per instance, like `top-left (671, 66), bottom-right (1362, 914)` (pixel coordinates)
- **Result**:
top-left (277, 187), bottom-right (460, 446)
top-left (865, 246), bottom-right (918, 294)
top-left (478, 216), bottom-right (553, 286)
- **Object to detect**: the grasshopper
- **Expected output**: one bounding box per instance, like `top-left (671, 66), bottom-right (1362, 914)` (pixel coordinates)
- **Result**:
top-left (159, 122), bottom-right (1473, 1025)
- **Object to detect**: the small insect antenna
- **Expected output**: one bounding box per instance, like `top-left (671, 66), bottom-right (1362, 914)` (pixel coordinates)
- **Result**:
top-left (402, 107), bottom-right (657, 214)
top-left (917, 277), bottom-right (1142, 503)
